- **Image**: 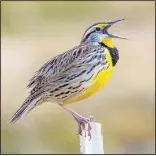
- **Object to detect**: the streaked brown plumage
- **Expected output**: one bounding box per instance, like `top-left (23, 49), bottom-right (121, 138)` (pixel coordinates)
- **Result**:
top-left (10, 19), bottom-right (125, 137)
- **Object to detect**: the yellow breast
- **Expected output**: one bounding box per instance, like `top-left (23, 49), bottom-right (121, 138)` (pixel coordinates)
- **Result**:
top-left (64, 50), bottom-right (114, 104)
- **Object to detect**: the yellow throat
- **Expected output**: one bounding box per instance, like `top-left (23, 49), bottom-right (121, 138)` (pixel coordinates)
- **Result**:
top-left (102, 38), bottom-right (114, 48)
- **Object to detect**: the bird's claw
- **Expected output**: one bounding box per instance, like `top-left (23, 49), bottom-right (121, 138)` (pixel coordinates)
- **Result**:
top-left (77, 115), bottom-right (94, 140)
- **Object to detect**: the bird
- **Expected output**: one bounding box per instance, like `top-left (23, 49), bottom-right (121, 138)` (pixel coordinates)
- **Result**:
top-left (9, 19), bottom-right (126, 137)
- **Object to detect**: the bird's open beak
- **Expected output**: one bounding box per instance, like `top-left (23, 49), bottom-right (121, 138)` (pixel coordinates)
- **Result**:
top-left (106, 19), bottom-right (127, 40)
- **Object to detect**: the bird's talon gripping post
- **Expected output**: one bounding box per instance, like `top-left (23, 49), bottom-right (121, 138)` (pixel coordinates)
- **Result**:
top-left (78, 124), bottom-right (83, 136)
top-left (81, 122), bottom-right (86, 130)
top-left (88, 131), bottom-right (92, 141)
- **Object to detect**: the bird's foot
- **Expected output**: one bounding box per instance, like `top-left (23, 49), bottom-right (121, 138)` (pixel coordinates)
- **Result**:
top-left (75, 115), bottom-right (94, 139)
top-left (59, 104), bottom-right (94, 139)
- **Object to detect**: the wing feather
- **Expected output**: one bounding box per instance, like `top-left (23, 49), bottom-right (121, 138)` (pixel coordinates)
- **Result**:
top-left (27, 44), bottom-right (95, 92)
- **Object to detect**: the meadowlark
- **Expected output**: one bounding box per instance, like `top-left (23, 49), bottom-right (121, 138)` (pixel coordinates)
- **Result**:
top-left (10, 19), bottom-right (126, 137)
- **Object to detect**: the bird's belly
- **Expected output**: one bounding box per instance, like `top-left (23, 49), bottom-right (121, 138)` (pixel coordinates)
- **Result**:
top-left (64, 66), bottom-right (114, 104)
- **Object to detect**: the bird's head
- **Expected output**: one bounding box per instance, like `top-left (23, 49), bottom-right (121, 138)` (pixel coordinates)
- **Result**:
top-left (81, 19), bottom-right (126, 48)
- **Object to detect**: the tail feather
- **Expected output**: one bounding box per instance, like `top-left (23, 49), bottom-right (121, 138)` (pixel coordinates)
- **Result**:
top-left (9, 96), bottom-right (41, 123)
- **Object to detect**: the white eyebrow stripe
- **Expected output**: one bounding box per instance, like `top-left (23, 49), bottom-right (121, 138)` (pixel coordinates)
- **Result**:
top-left (82, 26), bottom-right (96, 40)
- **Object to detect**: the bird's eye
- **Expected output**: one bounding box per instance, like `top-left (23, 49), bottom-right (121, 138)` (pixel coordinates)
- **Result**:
top-left (96, 27), bottom-right (101, 31)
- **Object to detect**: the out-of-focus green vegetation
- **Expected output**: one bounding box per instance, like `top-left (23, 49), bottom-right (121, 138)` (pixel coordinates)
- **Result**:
top-left (1, 1), bottom-right (155, 154)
